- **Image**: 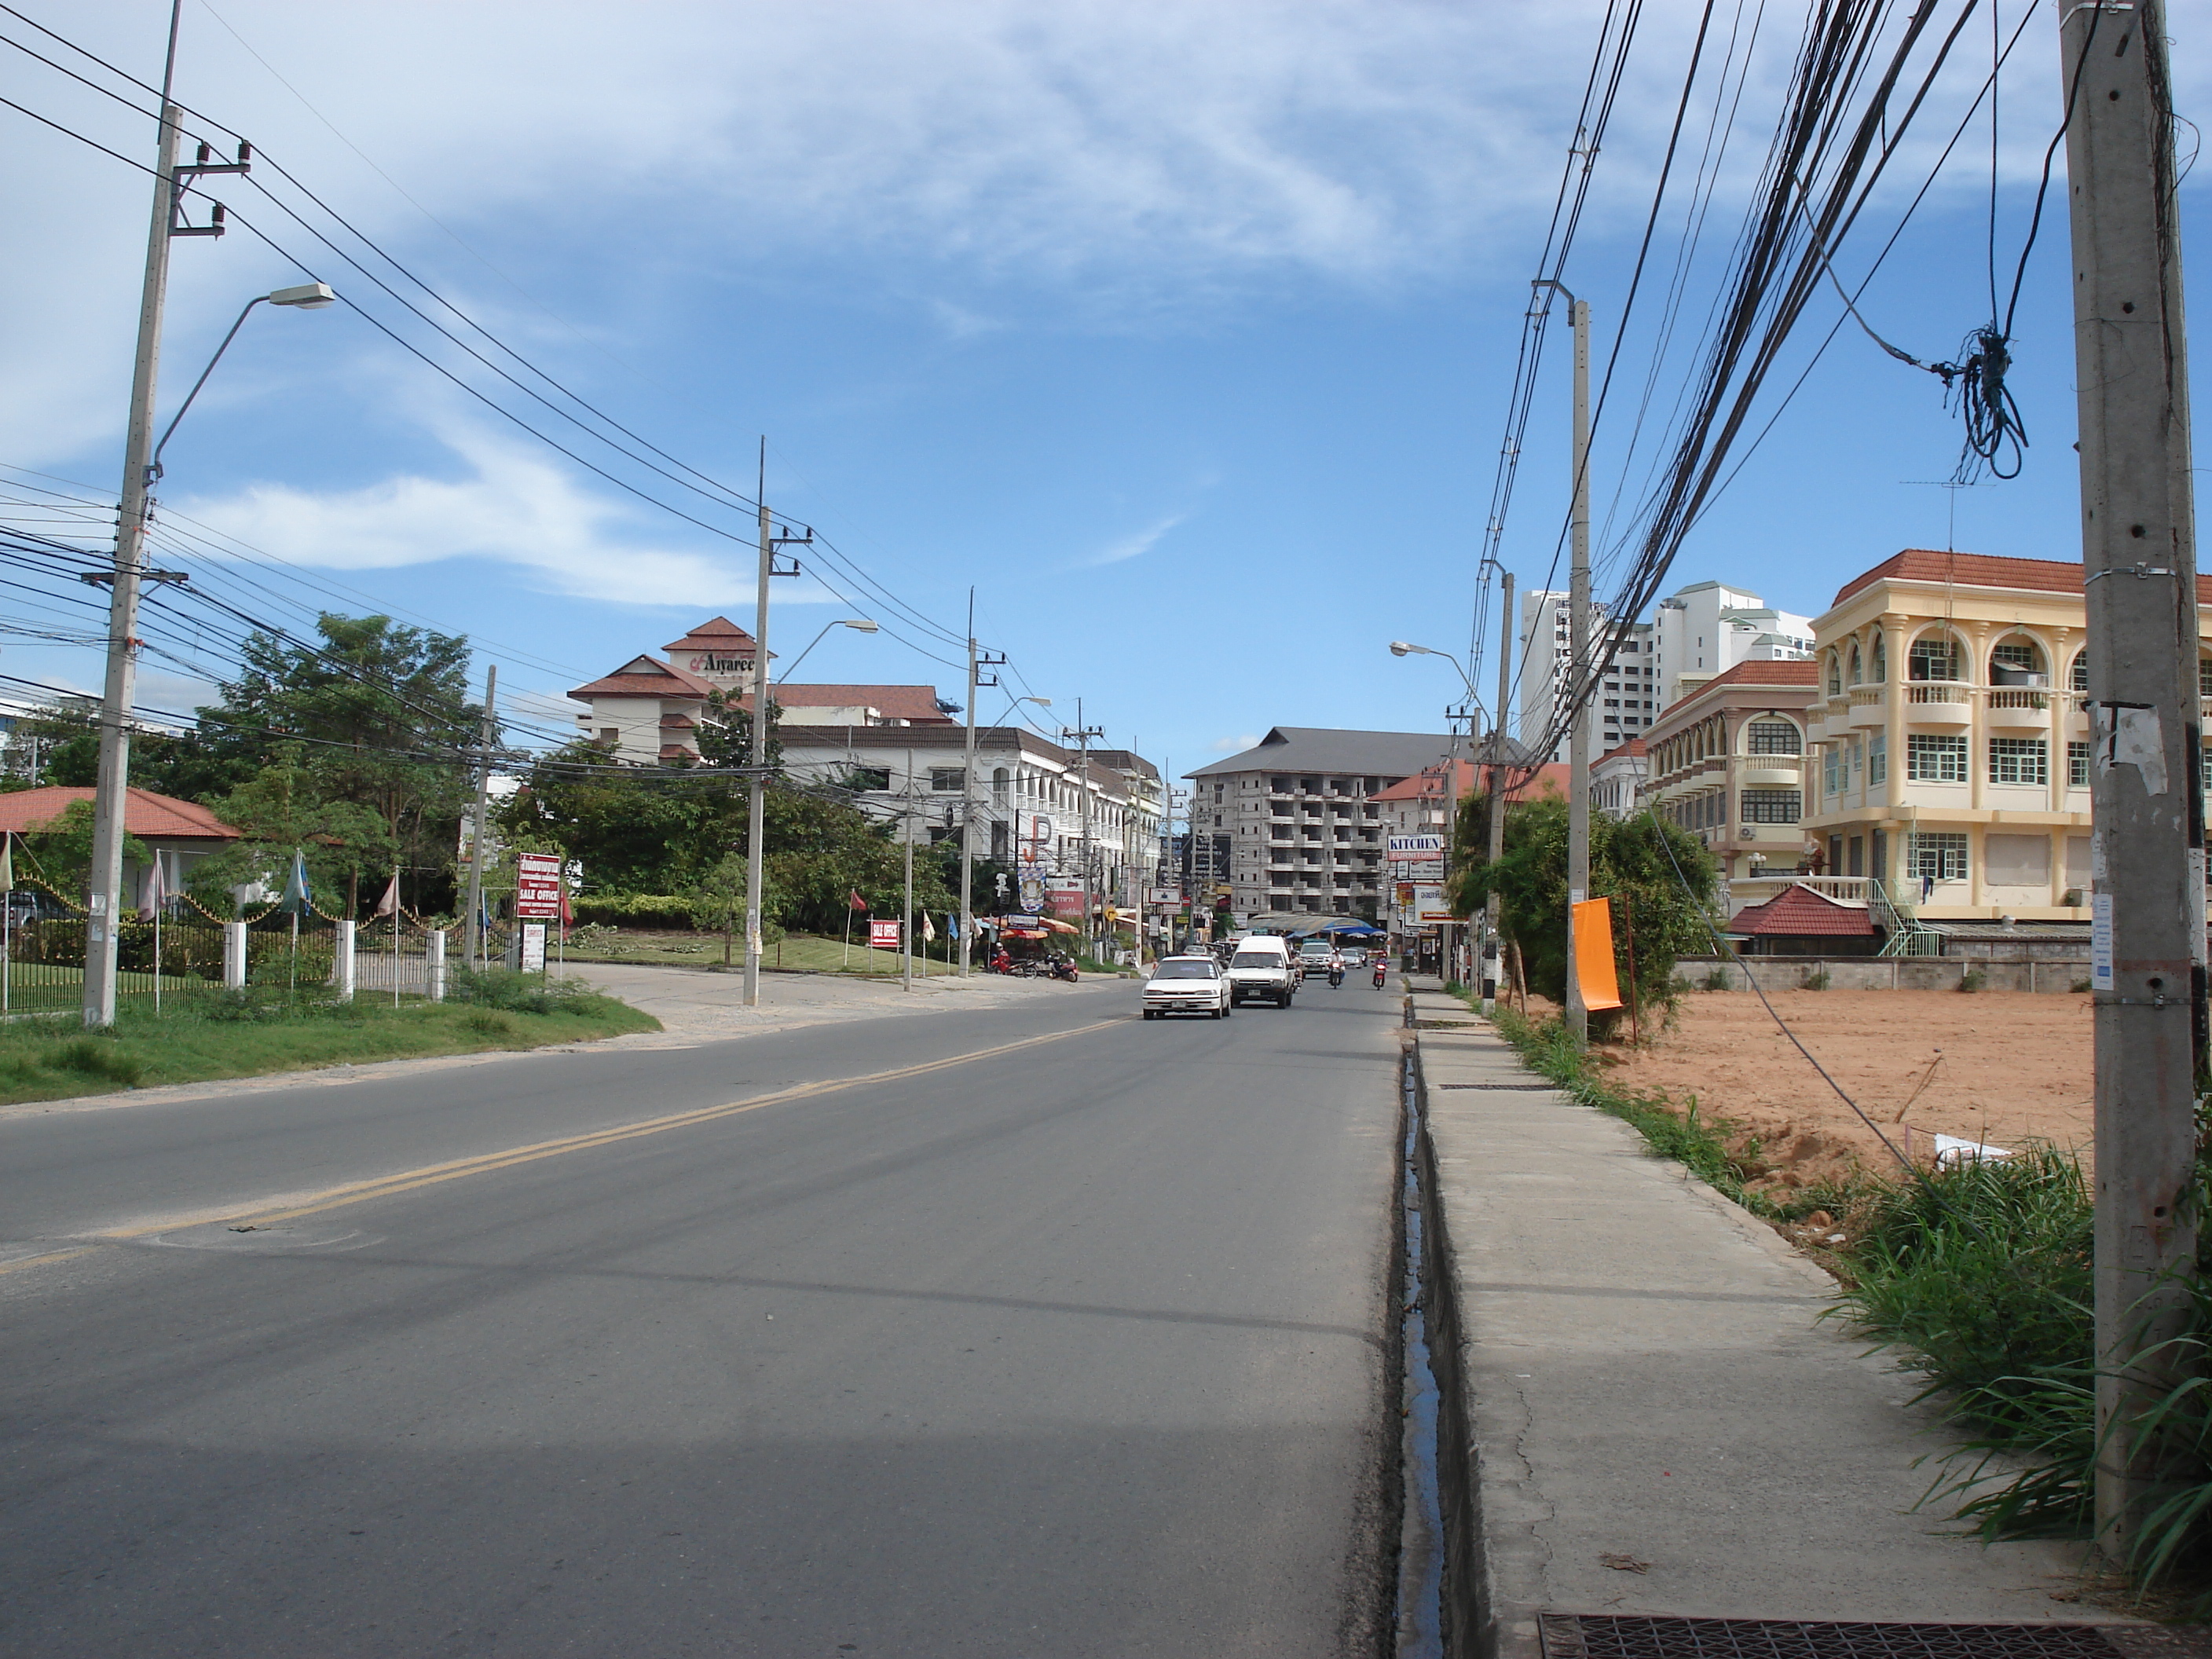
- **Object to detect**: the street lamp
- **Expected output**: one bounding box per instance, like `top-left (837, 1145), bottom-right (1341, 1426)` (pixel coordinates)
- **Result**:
top-left (83, 279), bottom-right (336, 1028)
top-left (775, 617), bottom-right (878, 682)
top-left (149, 283), bottom-right (338, 483)
top-left (1388, 640), bottom-right (1485, 716)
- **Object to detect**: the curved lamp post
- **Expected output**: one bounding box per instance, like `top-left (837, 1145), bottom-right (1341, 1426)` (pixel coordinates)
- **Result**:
top-left (149, 282), bottom-right (337, 484)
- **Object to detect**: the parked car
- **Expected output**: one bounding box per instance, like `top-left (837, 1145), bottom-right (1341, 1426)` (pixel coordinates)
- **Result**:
top-left (1225, 935), bottom-right (1297, 1008)
top-left (1142, 954), bottom-right (1233, 1020)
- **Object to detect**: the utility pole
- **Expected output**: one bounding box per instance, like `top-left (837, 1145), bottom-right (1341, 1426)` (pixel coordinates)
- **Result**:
top-left (1529, 281), bottom-right (1594, 1045)
top-left (1484, 570), bottom-right (1515, 1012)
top-left (461, 665), bottom-right (496, 972)
top-left (742, 440), bottom-right (809, 1009)
top-left (1064, 701), bottom-right (1104, 958)
top-left (2060, 0), bottom-right (2205, 1555)
top-left (84, 2), bottom-right (244, 1026)
top-left (902, 749), bottom-right (916, 993)
top-left (960, 599), bottom-right (1004, 976)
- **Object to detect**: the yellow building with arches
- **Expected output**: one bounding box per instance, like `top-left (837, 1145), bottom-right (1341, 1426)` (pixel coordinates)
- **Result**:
top-left (1804, 548), bottom-right (2212, 922)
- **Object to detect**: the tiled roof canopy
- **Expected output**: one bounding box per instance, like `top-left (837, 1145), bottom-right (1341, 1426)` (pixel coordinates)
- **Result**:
top-left (0, 786), bottom-right (240, 840)
top-left (1833, 548), bottom-right (2212, 607)
top-left (1728, 882), bottom-right (1875, 939)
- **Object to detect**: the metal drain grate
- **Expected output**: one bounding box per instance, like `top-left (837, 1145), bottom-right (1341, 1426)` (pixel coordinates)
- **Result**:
top-left (1540, 1617), bottom-right (2212, 1659)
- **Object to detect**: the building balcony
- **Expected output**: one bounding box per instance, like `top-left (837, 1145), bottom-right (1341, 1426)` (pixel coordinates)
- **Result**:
top-left (1903, 683), bottom-right (1973, 723)
top-left (1846, 686), bottom-right (1885, 727)
top-left (1740, 765), bottom-right (1800, 786)
top-left (1985, 689), bottom-right (2052, 727)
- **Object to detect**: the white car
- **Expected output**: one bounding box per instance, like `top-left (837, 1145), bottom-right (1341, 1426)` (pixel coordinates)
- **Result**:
top-left (1142, 955), bottom-right (1234, 1020)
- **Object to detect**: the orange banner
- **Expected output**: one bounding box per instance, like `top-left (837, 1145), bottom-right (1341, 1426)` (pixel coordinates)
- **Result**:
top-left (1573, 897), bottom-right (1624, 1012)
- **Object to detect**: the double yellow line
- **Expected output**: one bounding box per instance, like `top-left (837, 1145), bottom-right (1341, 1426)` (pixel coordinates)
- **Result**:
top-left (2, 1015), bottom-right (1123, 1280)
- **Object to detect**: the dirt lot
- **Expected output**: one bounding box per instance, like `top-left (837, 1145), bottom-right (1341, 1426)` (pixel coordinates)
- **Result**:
top-left (1582, 988), bottom-right (2093, 1197)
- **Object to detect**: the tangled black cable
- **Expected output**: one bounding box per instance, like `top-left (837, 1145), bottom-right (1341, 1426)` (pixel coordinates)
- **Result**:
top-left (1936, 323), bottom-right (2024, 481)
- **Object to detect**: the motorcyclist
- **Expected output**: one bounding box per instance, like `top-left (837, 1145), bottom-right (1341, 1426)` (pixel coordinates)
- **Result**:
top-left (991, 944), bottom-right (1013, 974)
top-left (1372, 956), bottom-right (1387, 989)
top-left (1326, 950), bottom-right (1345, 989)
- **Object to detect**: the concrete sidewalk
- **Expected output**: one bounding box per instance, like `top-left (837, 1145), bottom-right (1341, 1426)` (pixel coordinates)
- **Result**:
top-left (1404, 980), bottom-right (2117, 1655)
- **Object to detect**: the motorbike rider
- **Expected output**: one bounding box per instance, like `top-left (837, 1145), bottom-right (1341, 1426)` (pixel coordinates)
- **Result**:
top-left (1372, 955), bottom-right (1388, 988)
top-left (1326, 950), bottom-right (1346, 989)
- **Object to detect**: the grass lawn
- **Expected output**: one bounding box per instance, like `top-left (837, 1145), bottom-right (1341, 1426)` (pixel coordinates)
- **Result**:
top-left (0, 982), bottom-right (661, 1107)
top-left (562, 928), bottom-right (965, 976)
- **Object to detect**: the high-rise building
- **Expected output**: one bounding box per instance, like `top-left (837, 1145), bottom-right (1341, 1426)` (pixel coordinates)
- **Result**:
top-left (1653, 581), bottom-right (1815, 706)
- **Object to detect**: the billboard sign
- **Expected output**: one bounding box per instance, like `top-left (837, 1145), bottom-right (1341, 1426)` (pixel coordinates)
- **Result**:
top-left (515, 851), bottom-right (564, 917)
top-left (1414, 884), bottom-right (1454, 924)
top-left (869, 918), bottom-right (903, 950)
top-left (1388, 834), bottom-right (1445, 860)
top-left (519, 923), bottom-right (547, 972)
top-left (1147, 886), bottom-right (1181, 907)
top-left (1395, 857), bottom-right (1446, 883)
top-left (1046, 878), bottom-right (1085, 918)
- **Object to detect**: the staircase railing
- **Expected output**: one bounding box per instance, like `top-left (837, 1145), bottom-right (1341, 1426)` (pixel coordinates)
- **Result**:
top-left (1871, 878), bottom-right (1944, 957)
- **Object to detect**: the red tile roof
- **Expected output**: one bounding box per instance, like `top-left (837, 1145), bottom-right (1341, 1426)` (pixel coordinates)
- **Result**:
top-left (0, 786), bottom-right (239, 840)
top-left (1833, 548), bottom-right (2212, 607)
top-left (568, 654), bottom-right (717, 701)
top-left (1655, 657), bottom-right (1820, 721)
top-left (662, 616), bottom-right (761, 654)
top-left (738, 683), bottom-right (957, 725)
top-left (1598, 738), bottom-right (1648, 762)
top-left (1728, 882), bottom-right (1875, 939)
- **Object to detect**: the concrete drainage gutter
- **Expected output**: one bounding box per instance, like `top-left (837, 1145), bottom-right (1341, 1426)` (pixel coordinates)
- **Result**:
top-left (1401, 1024), bottom-right (1492, 1659)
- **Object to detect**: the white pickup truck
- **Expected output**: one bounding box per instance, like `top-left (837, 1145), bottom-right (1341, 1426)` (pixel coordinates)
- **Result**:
top-left (1225, 937), bottom-right (1298, 1008)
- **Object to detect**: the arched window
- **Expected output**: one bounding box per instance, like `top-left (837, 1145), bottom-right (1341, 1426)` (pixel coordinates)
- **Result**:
top-left (1746, 720), bottom-right (1801, 756)
top-left (1826, 652), bottom-right (1843, 696)
top-left (1848, 645), bottom-right (1862, 687)
top-left (2069, 651), bottom-right (2088, 693)
top-left (1871, 635), bottom-right (1888, 682)
top-left (992, 766), bottom-right (1010, 805)
top-left (1990, 635), bottom-right (2047, 684)
top-left (1909, 632), bottom-right (1961, 682)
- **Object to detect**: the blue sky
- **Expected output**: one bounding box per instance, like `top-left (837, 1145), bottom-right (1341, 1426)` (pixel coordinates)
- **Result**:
top-left (2, 1), bottom-right (2206, 777)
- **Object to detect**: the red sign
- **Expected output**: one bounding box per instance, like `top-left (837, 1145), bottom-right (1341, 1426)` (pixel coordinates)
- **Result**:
top-left (869, 918), bottom-right (902, 950)
top-left (515, 852), bottom-right (564, 918)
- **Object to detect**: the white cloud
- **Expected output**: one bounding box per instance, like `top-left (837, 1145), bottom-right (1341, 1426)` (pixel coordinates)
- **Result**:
top-left (1210, 732), bottom-right (1259, 753)
top-left (170, 423), bottom-right (755, 606)
top-left (1085, 513), bottom-right (1185, 567)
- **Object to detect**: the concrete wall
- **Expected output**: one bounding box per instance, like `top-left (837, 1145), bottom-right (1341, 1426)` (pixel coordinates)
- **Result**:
top-left (1678, 955), bottom-right (2091, 994)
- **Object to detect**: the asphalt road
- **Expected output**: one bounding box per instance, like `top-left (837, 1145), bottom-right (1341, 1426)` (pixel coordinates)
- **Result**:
top-left (0, 973), bottom-right (1405, 1657)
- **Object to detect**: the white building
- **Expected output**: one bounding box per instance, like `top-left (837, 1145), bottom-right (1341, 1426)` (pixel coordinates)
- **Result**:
top-left (1589, 739), bottom-right (1649, 819)
top-left (1653, 581), bottom-right (1815, 707)
top-left (1518, 580), bottom-right (1812, 763)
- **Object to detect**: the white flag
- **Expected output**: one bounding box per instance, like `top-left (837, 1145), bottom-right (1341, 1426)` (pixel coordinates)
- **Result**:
top-left (373, 872), bottom-right (400, 917)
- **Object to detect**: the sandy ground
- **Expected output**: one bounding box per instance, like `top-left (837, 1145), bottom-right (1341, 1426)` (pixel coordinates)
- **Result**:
top-left (1571, 988), bottom-right (2094, 1197)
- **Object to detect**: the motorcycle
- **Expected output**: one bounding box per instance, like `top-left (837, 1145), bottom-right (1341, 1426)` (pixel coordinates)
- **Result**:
top-left (1326, 963), bottom-right (1345, 989)
top-left (1372, 961), bottom-right (1388, 989)
top-left (1048, 954), bottom-right (1079, 983)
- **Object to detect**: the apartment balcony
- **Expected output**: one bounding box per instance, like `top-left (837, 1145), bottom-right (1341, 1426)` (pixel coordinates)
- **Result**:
top-left (1846, 686), bottom-right (1885, 727)
top-left (1903, 683), bottom-right (1973, 724)
top-left (1985, 688), bottom-right (2053, 728)
top-left (1740, 764), bottom-right (1801, 787)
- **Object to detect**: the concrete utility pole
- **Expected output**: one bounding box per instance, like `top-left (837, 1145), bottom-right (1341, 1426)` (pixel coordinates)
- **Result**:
top-left (902, 750), bottom-right (916, 994)
top-left (744, 445), bottom-right (774, 1009)
top-left (2060, 0), bottom-right (2206, 1554)
top-left (1064, 701), bottom-right (1104, 957)
top-left (1484, 570), bottom-right (1516, 1011)
top-left (84, 5), bottom-right (192, 1027)
top-left (958, 604), bottom-right (1004, 978)
top-left (461, 665), bottom-right (496, 972)
top-left (1531, 282), bottom-right (1594, 1046)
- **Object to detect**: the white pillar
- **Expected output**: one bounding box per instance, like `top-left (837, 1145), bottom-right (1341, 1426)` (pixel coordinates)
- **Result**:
top-left (222, 921), bottom-right (247, 990)
top-left (332, 919), bottom-right (356, 1002)
top-left (427, 928), bottom-right (447, 1002)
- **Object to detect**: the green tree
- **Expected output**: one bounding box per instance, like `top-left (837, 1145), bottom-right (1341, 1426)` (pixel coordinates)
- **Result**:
top-left (688, 852), bottom-right (789, 966)
top-left (1452, 790), bottom-right (1717, 1032)
top-left (187, 745), bottom-right (397, 916)
top-left (196, 613), bottom-right (483, 914)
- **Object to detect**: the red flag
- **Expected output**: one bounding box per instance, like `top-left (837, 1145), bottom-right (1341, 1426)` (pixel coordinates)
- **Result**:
top-left (849, 889), bottom-right (869, 911)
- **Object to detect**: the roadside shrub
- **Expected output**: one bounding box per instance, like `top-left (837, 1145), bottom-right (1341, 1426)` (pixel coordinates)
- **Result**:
top-left (50, 1036), bottom-right (145, 1087)
top-left (569, 894), bottom-right (698, 930)
top-left (2071, 976), bottom-right (2093, 994)
top-left (1802, 968), bottom-right (1831, 991)
top-left (1959, 969), bottom-right (1986, 994)
top-left (1701, 966), bottom-right (1733, 992)
top-left (448, 966), bottom-right (595, 1016)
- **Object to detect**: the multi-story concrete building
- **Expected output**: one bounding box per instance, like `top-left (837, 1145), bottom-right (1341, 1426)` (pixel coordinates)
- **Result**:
top-left (1519, 591), bottom-right (1653, 760)
top-left (1590, 738), bottom-right (1648, 819)
top-left (778, 723), bottom-right (1144, 909)
top-left (1186, 727), bottom-right (1459, 921)
top-left (566, 617), bottom-right (955, 764)
top-left (1798, 548), bottom-right (2203, 921)
top-left (1520, 578), bottom-right (1807, 763)
top-left (1652, 581), bottom-right (1816, 707)
top-left (1643, 659), bottom-right (1820, 883)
